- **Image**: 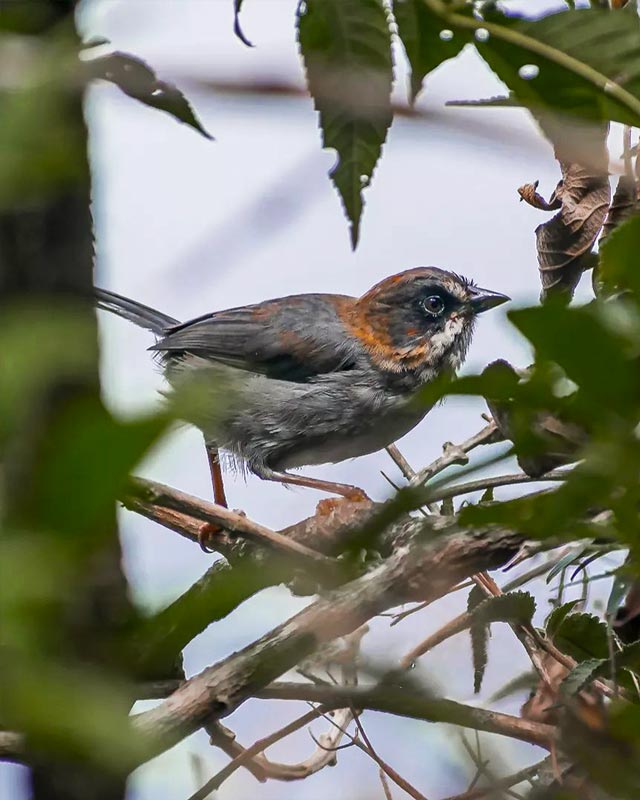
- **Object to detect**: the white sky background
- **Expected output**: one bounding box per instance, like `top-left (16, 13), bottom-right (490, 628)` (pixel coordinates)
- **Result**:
top-left (2, 1), bottom-right (623, 798)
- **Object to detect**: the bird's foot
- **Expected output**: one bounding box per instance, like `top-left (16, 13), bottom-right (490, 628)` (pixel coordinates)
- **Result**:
top-left (197, 523), bottom-right (222, 553)
top-left (197, 509), bottom-right (247, 552)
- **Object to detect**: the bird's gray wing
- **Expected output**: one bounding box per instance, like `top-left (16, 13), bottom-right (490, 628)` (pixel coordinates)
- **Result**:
top-left (149, 293), bottom-right (361, 382)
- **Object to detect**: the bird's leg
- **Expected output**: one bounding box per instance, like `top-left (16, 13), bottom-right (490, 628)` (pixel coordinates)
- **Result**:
top-left (263, 469), bottom-right (370, 502)
top-left (198, 445), bottom-right (228, 552)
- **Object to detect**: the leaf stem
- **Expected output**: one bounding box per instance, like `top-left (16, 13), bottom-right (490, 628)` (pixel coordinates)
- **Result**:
top-left (422, 0), bottom-right (640, 122)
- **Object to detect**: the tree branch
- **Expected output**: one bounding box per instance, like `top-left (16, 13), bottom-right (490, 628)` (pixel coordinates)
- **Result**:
top-left (125, 478), bottom-right (334, 564)
top-left (132, 520), bottom-right (536, 760)
top-left (257, 683), bottom-right (554, 748)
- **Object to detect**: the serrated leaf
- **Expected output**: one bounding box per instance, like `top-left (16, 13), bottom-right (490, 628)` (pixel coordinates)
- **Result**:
top-left (470, 5), bottom-right (640, 131)
top-left (86, 51), bottom-right (213, 140)
top-left (553, 612), bottom-right (610, 662)
top-left (467, 585), bottom-right (488, 694)
top-left (561, 657), bottom-right (606, 696)
top-left (298, 0), bottom-right (393, 248)
top-left (233, 0), bottom-right (253, 47)
top-left (467, 590), bottom-right (536, 693)
top-left (618, 639), bottom-right (640, 673)
top-left (473, 591), bottom-right (537, 627)
top-left (546, 599), bottom-right (581, 637)
top-left (489, 670), bottom-right (539, 702)
top-left (393, 0), bottom-right (469, 103)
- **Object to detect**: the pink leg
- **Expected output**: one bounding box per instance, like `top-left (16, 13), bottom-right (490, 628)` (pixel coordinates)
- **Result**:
top-left (198, 446), bottom-right (228, 552)
top-left (264, 469), bottom-right (370, 502)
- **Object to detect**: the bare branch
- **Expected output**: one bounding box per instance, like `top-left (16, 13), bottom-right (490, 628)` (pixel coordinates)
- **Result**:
top-left (258, 683), bottom-right (554, 748)
top-left (125, 478), bottom-right (334, 564)
top-left (441, 758), bottom-right (548, 800)
top-left (413, 422), bottom-right (502, 486)
top-left (426, 469), bottom-right (570, 506)
top-left (133, 521), bottom-right (533, 759)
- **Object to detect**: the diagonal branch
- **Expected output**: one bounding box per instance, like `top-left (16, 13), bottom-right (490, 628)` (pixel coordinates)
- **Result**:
top-left (132, 520), bottom-right (544, 761)
top-left (125, 477), bottom-right (334, 564)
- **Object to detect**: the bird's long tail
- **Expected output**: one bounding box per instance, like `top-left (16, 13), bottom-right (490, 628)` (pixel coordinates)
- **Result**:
top-left (95, 288), bottom-right (180, 335)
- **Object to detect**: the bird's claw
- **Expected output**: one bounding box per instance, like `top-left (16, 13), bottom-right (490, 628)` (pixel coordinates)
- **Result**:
top-left (197, 522), bottom-right (222, 553)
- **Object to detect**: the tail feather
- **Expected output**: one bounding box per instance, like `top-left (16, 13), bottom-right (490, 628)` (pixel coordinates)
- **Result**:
top-left (95, 288), bottom-right (179, 335)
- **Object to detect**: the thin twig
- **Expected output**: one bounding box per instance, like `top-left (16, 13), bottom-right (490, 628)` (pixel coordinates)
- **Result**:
top-left (398, 549), bottom-right (575, 668)
top-left (413, 422), bottom-right (501, 486)
top-left (425, 470), bottom-right (569, 506)
top-left (441, 758), bottom-right (547, 800)
top-left (316, 707), bottom-right (429, 800)
top-left (385, 443), bottom-right (436, 514)
top-left (258, 683), bottom-right (555, 748)
top-left (186, 709), bottom-right (322, 800)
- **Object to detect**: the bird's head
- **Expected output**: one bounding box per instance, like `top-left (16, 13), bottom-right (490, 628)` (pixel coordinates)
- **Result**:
top-left (350, 267), bottom-right (510, 380)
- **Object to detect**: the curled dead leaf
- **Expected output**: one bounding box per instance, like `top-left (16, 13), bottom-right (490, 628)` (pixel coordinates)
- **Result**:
top-left (518, 179), bottom-right (560, 211)
top-left (521, 121), bottom-right (610, 302)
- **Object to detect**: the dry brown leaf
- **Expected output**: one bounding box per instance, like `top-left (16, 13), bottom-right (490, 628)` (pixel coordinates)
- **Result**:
top-left (521, 122), bottom-right (610, 302)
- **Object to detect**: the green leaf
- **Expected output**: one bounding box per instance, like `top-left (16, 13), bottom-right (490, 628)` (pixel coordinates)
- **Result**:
top-left (473, 591), bottom-right (537, 628)
top-left (393, 0), bottom-right (469, 103)
top-left (561, 656), bottom-right (605, 696)
top-left (467, 590), bottom-right (536, 693)
top-left (607, 573), bottom-right (634, 619)
top-left (467, 585), bottom-right (488, 694)
top-left (467, 5), bottom-right (640, 130)
top-left (509, 305), bottom-right (640, 413)
top-left (86, 50), bottom-right (213, 140)
top-left (552, 611), bottom-right (610, 662)
top-left (298, 0), bottom-right (393, 248)
top-left (599, 215), bottom-right (640, 298)
top-left (34, 400), bottom-right (169, 537)
top-left (546, 599), bottom-right (581, 637)
top-left (489, 670), bottom-right (539, 702)
top-left (560, 641), bottom-right (640, 698)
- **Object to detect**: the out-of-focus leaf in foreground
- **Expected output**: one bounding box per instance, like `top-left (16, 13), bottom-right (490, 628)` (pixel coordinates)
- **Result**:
top-left (599, 215), bottom-right (640, 298)
top-left (0, 659), bottom-right (157, 773)
top-left (0, 307), bottom-right (169, 537)
top-left (0, 30), bottom-right (87, 206)
top-left (298, 0), bottom-right (393, 248)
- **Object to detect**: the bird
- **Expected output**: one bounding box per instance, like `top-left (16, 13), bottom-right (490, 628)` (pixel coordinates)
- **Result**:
top-left (96, 267), bottom-right (508, 508)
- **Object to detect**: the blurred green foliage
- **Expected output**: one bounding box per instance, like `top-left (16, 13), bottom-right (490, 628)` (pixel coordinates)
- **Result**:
top-left (5, 2), bottom-right (640, 798)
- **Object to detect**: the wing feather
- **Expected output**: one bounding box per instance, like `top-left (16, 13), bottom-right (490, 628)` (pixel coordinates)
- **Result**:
top-left (150, 294), bottom-right (360, 382)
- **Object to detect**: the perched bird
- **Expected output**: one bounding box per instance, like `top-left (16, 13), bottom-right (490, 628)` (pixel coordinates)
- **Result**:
top-left (96, 268), bottom-right (508, 502)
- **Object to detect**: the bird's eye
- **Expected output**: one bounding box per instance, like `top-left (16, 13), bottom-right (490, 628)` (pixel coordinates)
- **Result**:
top-left (422, 295), bottom-right (445, 316)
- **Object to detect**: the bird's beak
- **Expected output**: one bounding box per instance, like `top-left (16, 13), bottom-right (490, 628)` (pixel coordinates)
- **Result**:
top-left (468, 286), bottom-right (511, 314)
